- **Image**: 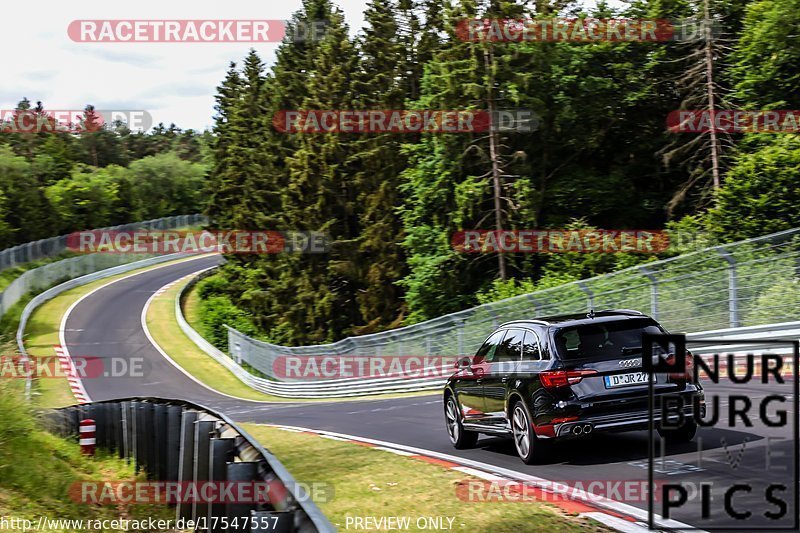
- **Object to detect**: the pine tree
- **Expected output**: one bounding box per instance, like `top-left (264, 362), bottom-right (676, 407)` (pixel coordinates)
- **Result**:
top-left (206, 62), bottom-right (244, 229)
top-left (399, 0), bottom-right (538, 317)
top-left (344, 0), bottom-right (411, 332)
top-left (660, 0), bottom-right (732, 212)
top-left (281, 7), bottom-right (360, 342)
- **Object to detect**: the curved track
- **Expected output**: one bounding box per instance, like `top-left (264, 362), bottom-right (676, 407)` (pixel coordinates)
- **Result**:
top-left (62, 256), bottom-right (796, 530)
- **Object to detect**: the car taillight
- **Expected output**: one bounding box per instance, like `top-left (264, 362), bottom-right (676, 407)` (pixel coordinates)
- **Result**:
top-left (666, 351), bottom-right (694, 383)
top-left (540, 370), bottom-right (597, 389)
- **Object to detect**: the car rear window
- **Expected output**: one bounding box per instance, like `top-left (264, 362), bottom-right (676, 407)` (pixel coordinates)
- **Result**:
top-left (553, 318), bottom-right (664, 361)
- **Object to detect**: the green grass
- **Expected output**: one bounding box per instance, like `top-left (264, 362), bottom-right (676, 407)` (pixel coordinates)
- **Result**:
top-left (182, 284), bottom-right (203, 335)
top-left (241, 424), bottom-right (608, 532)
top-left (146, 280), bottom-right (284, 401)
top-left (0, 381), bottom-right (175, 532)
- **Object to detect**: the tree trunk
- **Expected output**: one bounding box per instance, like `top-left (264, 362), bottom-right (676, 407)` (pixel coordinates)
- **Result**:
top-left (704, 0), bottom-right (721, 190)
top-left (484, 46), bottom-right (507, 280)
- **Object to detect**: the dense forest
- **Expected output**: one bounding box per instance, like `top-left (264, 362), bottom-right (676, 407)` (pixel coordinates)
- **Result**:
top-left (0, 99), bottom-right (210, 247)
top-left (200, 0), bottom-right (800, 346)
top-left (2, 0), bottom-right (797, 348)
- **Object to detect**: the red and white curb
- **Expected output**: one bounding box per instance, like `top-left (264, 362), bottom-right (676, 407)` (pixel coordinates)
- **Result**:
top-left (260, 423), bottom-right (702, 533)
top-left (153, 277), bottom-right (181, 296)
top-left (54, 344), bottom-right (90, 404)
top-left (153, 272), bottom-right (198, 296)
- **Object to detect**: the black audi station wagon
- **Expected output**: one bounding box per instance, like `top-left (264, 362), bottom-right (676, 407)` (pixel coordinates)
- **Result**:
top-left (443, 310), bottom-right (704, 463)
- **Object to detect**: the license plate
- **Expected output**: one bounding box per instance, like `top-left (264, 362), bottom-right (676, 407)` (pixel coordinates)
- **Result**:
top-left (604, 371), bottom-right (651, 388)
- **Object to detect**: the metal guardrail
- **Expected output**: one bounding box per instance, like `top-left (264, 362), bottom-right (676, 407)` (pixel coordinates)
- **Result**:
top-left (221, 226), bottom-right (800, 382)
top-left (178, 271), bottom-right (800, 398)
top-left (0, 214), bottom-right (206, 272)
top-left (46, 397), bottom-right (334, 533)
top-left (176, 274), bottom-right (447, 398)
top-left (687, 321), bottom-right (800, 356)
top-left (0, 214), bottom-right (207, 319)
top-left (169, 226), bottom-right (800, 397)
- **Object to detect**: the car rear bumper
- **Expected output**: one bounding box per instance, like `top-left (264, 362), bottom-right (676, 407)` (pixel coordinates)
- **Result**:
top-left (553, 402), bottom-right (704, 438)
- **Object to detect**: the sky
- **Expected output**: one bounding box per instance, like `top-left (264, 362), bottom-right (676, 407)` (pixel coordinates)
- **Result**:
top-left (4, 1), bottom-right (616, 132)
top-left (3, 0), bottom-right (371, 131)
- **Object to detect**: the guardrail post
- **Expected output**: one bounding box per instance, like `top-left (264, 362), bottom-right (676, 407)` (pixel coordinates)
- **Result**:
top-left (131, 401), bottom-right (141, 471)
top-left (153, 404), bottom-right (168, 480)
top-left (166, 406), bottom-right (183, 481)
top-left (578, 282), bottom-right (594, 311)
top-left (142, 403), bottom-right (156, 478)
top-left (456, 320), bottom-right (464, 357)
top-left (209, 438), bottom-right (236, 532)
top-left (487, 307), bottom-right (499, 329)
top-left (225, 462), bottom-right (259, 532)
top-left (716, 247), bottom-right (740, 328)
top-left (103, 404), bottom-right (113, 451)
top-left (638, 265), bottom-right (659, 320)
top-left (176, 410), bottom-right (199, 521)
top-left (192, 420), bottom-right (216, 521)
top-left (117, 402), bottom-right (127, 459)
top-left (98, 403), bottom-right (110, 450)
top-left (525, 294), bottom-right (540, 315)
top-left (122, 401), bottom-right (131, 461)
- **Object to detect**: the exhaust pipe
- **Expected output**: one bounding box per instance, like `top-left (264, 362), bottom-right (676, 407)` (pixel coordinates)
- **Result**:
top-left (583, 424), bottom-right (593, 434)
top-left (572, 425), bottom-right (583, 435)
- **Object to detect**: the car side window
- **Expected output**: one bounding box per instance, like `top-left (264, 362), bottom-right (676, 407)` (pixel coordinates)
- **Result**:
top-left (474, 330), bottom-right (505, 361)
top-left (490, 329), bottom-right (524, 362)
top-left (522, 330), bottom-right (541, 361)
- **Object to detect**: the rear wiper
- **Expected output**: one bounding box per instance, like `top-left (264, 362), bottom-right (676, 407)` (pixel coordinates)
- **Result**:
top-left (621, 346), bottom-right (642, 355)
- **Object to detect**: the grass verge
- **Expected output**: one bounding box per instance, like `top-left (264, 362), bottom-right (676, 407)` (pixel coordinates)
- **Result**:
top-left (147, 276), bottom-right (441, 403)
top-left (145, 278), bottom-right (284, 402)
top-left (0, 381), bottom-right (174, 532)
top-left (22, 256), bottom-right (212, 408)
top-left (181, 284), bottom-right (204, 339)
top-left (241, 424), bottom-right (609, 532)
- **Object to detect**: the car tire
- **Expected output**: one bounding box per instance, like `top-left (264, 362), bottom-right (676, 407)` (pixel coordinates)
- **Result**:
top-left (658, 419), bottom-right (698, 443)
top-left (445, 395), bottom-right (479, 449)
top-left (511, 400), bottom-right (539, 464)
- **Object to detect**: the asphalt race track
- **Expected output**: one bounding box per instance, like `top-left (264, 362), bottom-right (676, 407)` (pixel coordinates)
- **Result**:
top-left (62, 256), bottom-right (798, 531)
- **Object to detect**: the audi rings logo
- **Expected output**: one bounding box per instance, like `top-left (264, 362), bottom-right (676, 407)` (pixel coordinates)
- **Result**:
top-left (619, 358), bottom-right (642, 368)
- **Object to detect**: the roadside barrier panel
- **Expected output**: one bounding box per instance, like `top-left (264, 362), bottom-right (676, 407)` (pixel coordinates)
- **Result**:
top-left (46, 397), bottom-right (333, 532)
top-left (172, 226), bottom-right (800, 398)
